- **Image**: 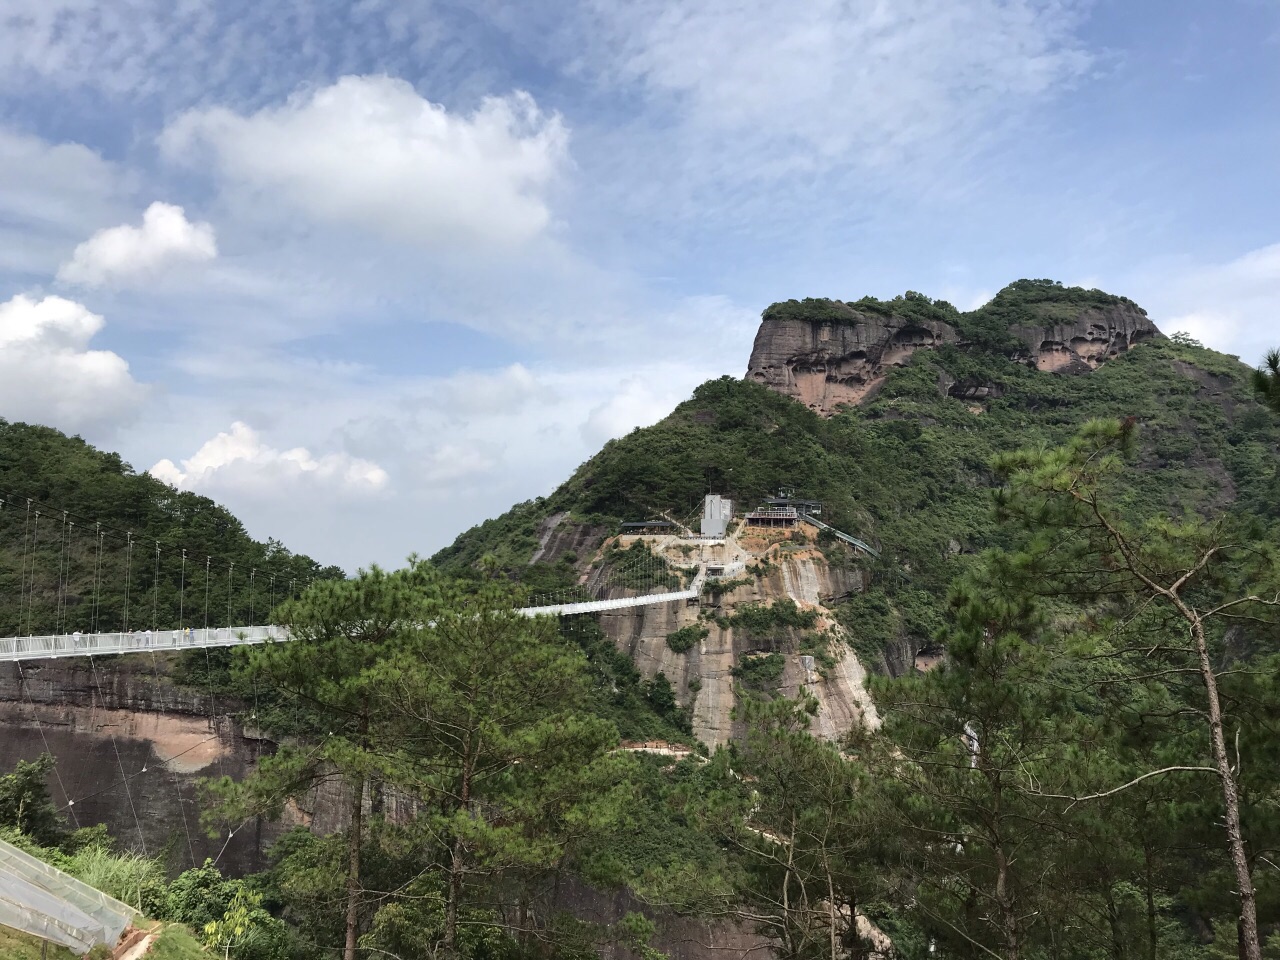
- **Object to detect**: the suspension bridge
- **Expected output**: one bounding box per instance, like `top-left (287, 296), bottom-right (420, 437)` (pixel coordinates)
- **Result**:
top-left (0, 493), bottom-right (726, 956)
top-left (0, 492), bottom-right (713, 662)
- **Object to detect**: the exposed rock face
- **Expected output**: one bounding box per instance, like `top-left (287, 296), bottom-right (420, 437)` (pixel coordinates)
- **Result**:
top-left (746, 297), bottom-right (1162, 415)
top-left (745, 303), bottom-right (958, 415)
top-left (1011, 302), bottom-right (1161, 374)
top-left (600, 533), bottom-right (872, 748)
top-left (0, 658), bottom-right (287, 876)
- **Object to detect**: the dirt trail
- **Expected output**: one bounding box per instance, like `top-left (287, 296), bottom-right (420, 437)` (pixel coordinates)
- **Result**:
top-left (114, 928), bottom-right (158, 960)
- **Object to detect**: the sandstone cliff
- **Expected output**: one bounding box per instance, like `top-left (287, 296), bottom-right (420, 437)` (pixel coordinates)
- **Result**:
top-left (745, 300), bottom-right (958, 415)
top-left (599, 528), bottom-right (875, 748)
top-left (745, 286), bottom-right (1162, 415)
top-left (1008, 300), bottom-right (1160, 373)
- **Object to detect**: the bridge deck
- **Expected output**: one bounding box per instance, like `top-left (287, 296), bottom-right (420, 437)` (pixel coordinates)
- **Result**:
top-left (0, 626), bottom-right (285, 662)
top-left (0, 570), bottom-right (710, 661)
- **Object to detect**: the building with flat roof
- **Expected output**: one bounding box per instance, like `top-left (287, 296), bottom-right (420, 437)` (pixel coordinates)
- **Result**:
top-left (745, 506), bottom-right (798, 528)
top-left (701, 494), bottom-right (733, 537)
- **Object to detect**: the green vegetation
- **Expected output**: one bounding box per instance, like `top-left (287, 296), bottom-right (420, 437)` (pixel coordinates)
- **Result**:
top-left (1255, 348), bottom-right (1280, 413)
top-left (702, 573), bottom-right (751, 599)
top-left (665, 623), bottom-right (708, 653)
top-left (720, 599), bottom-right (820, 655)
top-left (731, 652), bottom-right (785, 692)
top-left (0, 927), bottom-right (77, 960)
top-left (0, 420), bottom-right (340, 638)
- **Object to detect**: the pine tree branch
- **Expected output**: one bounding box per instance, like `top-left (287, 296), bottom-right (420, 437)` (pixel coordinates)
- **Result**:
top-left (1022, 765), bottom-right (1217, 809)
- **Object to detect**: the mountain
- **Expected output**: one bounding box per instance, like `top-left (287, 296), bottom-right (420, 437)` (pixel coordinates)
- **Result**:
top-left (435, 280), bottom-right (1280, 739)
top-left (746, 281), bottom-right (1160, 414)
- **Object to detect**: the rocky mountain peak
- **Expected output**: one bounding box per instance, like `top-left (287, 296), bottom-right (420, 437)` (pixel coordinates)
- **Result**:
top-left (745, 281), bottom-right (1163, 416)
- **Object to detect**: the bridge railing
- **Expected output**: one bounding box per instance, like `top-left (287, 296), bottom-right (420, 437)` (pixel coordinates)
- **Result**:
top-left (0, 625), bottom-right (287, 662)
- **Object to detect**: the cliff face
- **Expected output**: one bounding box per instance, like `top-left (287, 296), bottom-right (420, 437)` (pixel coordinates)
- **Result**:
top-left (600, 531), bottom-right (874, 748)
top-left (745, 302), bottom-right (958, 415)
top-left (1010, 301), bottom-right (1161, 373)
top-left (745, 289), bottom-right (1162, 415)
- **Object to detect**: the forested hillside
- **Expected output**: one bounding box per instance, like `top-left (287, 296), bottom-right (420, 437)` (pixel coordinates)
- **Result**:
top-left (437, 284), bottom-right (1280, 670)
top-left (0, 421), bottom-right (343, 637)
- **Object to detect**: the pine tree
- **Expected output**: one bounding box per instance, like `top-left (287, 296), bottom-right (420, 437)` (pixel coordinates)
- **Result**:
top-left (206, 560), bottom-right (444, 960)
top-left (1253, 350), bottom-right (1280, 414)
top-left (369, 578), bottom-right (619, 959)
top-left (990, 418), bottom-right (1280, 960)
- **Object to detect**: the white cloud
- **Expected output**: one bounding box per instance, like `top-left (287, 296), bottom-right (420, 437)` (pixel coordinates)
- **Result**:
top-left (1140, 243), bottom-right (1280, 365)
top-left (584, 0), bottom-right (1091, 175)
top-left (0, 127), bottom-right (130, 275)
top-left (57, 201), bottom-right (217, 287)
top-left (160, 76), bottom-right (569, 248)
top-left (150, 422), bottom-right (389, 499)
top-left (0, 294), bottom-right (147, 435)
top-left (581, 375), bottom-right (695, 446)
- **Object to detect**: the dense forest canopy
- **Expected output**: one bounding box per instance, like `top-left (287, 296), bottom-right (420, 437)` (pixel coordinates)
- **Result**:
top-left (0, 421), bottom-right (343, 636)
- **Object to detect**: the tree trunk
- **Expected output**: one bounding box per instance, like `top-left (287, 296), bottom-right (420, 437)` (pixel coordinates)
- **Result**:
top-left (344, 775), bottom-right (364, 960)
top-left (994, 842), bottom-right (1019, 960)
top-left (824, 859), bottom-right (838, 960)
top-left (443, 753), bottom-right (474, 959)
top-left (1143, 842), bottom-right (1157, 960)
top-left (1189, 615), bottom-right (1261, 960)
top-left (1104, 885), bottom-right (1124, 960)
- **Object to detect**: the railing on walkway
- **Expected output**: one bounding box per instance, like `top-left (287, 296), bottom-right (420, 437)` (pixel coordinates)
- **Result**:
top-left (0, 625), bottom-right (287, 662)
top-left (519, 566), bottom-right (706, 618)
top-left (797, 514), bottom-right (881, 558)
top-left (2, 568), bottom-right (716, 659)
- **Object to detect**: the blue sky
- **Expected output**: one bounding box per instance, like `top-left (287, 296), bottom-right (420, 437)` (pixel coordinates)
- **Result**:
top-left (1, 0), bottom-right (1278, 570)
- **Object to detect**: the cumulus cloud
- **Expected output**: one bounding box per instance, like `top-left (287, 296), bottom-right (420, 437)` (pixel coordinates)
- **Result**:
top-left (0, 294), bottom-right (146, 434)
top-left (1141, 243), bottom-right (1280, 365)
top-left (160, 76), bottom-right (569, 248)
top-left (581, 376), bottom-right (694, 446)
top-left (0, 127), bottom-right (130, 275)
top-left (57, 201), bottom-right (217, 287)
top-left (585, 0), bottom-right (1091, 174)
top-left (150, 422), bottom-right (389, 498)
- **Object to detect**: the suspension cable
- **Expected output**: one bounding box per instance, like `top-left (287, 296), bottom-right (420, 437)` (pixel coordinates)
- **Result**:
top-left (15, 661), bottom-right (79, 829)
top-left (24, 510), bottom-right (40, 636)
top-left (91, 523), bottom-right (103, 634)
top-left (122, 533), bottom-right (134, 633)
top-left (17, 500), bottom-right (31, 635)
top-left (88, 654), bottom-right (148, 856)
top-left (143, 642), bottom-right (198, 869)
top-left (54, 512), bottom-right (68, 635)
top-left (204, 557), bottom-right (211, 642)
top-left (151, 542), bottom-right (160, 632)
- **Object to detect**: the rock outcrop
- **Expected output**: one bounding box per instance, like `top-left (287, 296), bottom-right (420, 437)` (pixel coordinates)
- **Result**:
top-left (1010, 301), bottom-right (1161, 374)
top-left (600, 531), bottom-right (872, 748)
top-left (746, 291), bottom-right (1162, 415)
top-left (745, 301), bottom-right (958, 415)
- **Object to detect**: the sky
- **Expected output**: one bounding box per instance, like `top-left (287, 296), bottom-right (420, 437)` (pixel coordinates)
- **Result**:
top-left (1, 0), bottom-right (1278, 571)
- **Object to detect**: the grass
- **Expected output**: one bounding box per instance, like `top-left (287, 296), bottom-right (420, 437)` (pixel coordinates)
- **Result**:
top-left (148, 923), bottom-right (209, 959)
top-left (0, 926), bottom-right (78, 960)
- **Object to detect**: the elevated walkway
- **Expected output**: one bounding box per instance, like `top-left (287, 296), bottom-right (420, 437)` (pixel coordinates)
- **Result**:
top-left (797, 514), bottom-right (880, 558)
top-left (0, 570), bottom-right (712, 660)
top-left (0, 625), bottom-right (284, 663)
top-left (518, 566), bottom-right (706, 618)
